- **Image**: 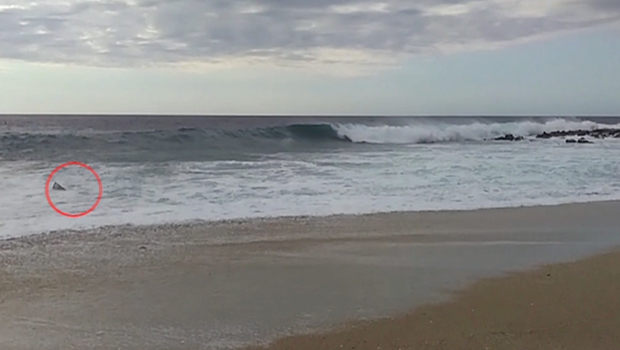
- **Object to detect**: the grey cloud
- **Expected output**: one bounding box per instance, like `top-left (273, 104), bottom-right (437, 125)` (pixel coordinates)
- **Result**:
top-left (0, 0), bottom-right (619, 72)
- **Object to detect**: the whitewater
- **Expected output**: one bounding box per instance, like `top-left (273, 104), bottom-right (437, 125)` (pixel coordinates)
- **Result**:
top-left (1, 116), bottom-right (620, 239)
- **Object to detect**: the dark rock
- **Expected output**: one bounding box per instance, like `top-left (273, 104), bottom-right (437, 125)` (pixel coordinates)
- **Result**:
top-left (577, 137), bottom-right (593, 144)
top-left (494, 134), bottom-right (524, 141)
top-left (537, 128), bottom-right (620, 140)
top-left (566, 138), bottom-right (593, 144)
top-left (495, 134), bottom-right (514, 141)
top-left (537, 132), bottom-right (552, 139)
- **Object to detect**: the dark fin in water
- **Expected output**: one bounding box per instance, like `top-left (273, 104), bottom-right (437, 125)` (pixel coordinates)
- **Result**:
top-left (52, 182), bottom-right (66, 191)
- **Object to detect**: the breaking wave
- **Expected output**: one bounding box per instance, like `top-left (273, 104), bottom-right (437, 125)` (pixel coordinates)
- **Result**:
top-left (2, 118), bottom-right (619, 162)
top-left (0, 124), bottom-right (348, 162)
top-left (333, 118), bottom-right (620, 144)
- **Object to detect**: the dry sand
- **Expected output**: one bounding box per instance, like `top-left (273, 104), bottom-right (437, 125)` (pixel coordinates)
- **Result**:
top-left (1, 201), bottom-right (620, 349)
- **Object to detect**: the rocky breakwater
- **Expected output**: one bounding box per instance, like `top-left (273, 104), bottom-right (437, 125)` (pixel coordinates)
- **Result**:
top-left (536, 128), bottom-right (620, 140)
top-left (493, 128), bottom-right (620, 144)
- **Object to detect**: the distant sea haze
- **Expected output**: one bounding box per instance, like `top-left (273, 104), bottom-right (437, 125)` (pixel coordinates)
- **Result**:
top-left (1, 115), bottom-right (620, 239)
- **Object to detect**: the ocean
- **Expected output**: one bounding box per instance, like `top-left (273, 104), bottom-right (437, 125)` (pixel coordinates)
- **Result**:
top-left (1, 115), bottom-right (620, 239)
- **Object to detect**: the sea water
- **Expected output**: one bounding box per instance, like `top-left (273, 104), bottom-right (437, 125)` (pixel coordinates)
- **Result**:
top-left (1, 116), bottom-right (620, 239)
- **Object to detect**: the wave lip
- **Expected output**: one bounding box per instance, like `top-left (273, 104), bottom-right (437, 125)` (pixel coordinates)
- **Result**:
top-left (284, 124), bottom-right (351, 142)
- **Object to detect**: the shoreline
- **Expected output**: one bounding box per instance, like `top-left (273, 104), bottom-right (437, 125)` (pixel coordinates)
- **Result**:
top-left (245, 248), bottom-right (620, 350)
top-left (3, 199), bottom-right (620, 244)
top-left (2, 201), bottom-right (620, 349)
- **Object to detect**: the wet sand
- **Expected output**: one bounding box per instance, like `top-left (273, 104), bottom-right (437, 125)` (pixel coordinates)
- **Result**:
top-left (246, 249), bottom-right (620, 350)
top-left (1, 201), bottom-right (620, 349)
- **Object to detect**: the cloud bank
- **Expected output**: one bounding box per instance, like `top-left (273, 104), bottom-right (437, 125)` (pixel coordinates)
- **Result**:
top-left (0, 0), bottom-right (619, 74)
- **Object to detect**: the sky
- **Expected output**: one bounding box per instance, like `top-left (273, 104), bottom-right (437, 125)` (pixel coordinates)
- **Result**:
top-left (0, 0), bottom-right (619, 115)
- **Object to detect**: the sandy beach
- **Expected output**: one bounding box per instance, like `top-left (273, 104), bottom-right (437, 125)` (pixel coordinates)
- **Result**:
top-left (247, 248), bottom-right (620, 350)
top-left (1, 201), bottom-right (620, 349)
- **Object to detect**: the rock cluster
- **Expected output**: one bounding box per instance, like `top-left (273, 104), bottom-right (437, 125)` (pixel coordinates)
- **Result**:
top-left (493, 128), bottom-right (620, 144)
top-left (494, 134), bottom-right (524, 141)
top-left (566, 138), bottom-right (593, 144)
top-left (536, 128), bottom-right (620, 139)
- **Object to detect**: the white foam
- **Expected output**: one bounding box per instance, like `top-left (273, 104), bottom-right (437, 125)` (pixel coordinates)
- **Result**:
top-left (333, 119), bottom-right (620, 144)
top-left (2, 139), bottom-right (620, 239)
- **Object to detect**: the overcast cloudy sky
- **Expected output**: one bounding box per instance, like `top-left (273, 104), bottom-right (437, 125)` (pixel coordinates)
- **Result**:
top-left (0, 0), bottom-right (619, 115)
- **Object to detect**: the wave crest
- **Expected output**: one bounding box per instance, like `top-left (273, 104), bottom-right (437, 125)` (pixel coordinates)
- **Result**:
top-left (333, 118), bottom-right (620, 144)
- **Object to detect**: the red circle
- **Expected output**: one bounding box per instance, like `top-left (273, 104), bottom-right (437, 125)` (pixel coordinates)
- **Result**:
top-left (45, 162), bottom-right (103, 218)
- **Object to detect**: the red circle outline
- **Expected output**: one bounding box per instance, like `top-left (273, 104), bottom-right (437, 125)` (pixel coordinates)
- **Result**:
top-left (45, 162), bottom-right (103, 218)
